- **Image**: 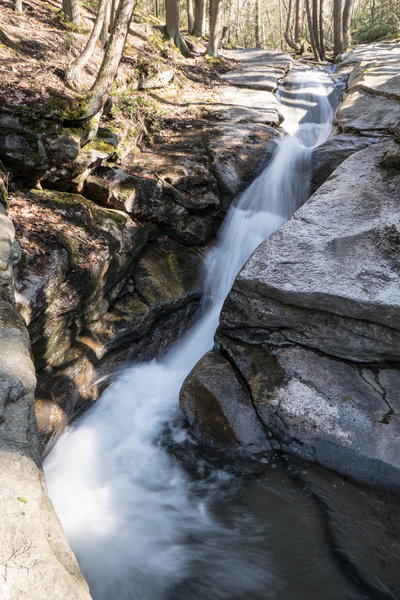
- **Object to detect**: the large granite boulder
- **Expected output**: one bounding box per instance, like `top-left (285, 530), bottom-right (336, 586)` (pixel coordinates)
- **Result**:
top-left (0, 181), bottom-right (91, 599)
top-left (180, 142), bottom-right (400, 488)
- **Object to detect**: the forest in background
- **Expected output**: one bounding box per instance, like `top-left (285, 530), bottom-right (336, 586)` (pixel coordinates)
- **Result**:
top-left (3, 0), bottom-right (399, 128)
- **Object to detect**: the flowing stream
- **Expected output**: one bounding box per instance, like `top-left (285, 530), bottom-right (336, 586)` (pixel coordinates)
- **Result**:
top-left (44, 69), bottom-right (391, 600)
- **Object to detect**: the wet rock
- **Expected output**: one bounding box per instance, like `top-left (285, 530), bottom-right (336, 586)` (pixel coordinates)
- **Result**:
top-left (180, 349), bottom-right (269, 449)
top-left (0, 180), bottom-right (92, 599)
top-left (34, 238), bottom-right (205, 452)
top-left (296, 462), bottom-right (400, 598)
top-left (207, 122), bottom-right (281, 208)
top-left (181, 143), bottom-right (400, 488)
top-left (13, 189), bottom-right (151, 369)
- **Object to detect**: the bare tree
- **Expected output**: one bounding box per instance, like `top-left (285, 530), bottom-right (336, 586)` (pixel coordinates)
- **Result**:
top-left (14, 0), bottom-right (23, 12)
top-left (319, 0), bottom-right (326, 59)
top-left (63, 0), bottom-right (81, 26)
top-left (255, 0), bottom-right (262, 47)
top-left (284, 0), bottom-right (302, 51)
top-left (305, 0), bottom-right (320, 59)
top-left (206, 0), bottom-right (223, 56)
top-left (294, 0), bottom-right (301, 44)
top-left (67, 0), bottom-right (111, 85)
top-left (342, 0), bottom-right (354, 49)
top-left (333, 0), bottom-right (344, 56)
top-left (71, 0), bottom-right (137, 122)
top-left (187, 0), bottom-right (194, 33)
top-left (193, 0), bottom-right (206, 35)
top-left (100, 0), bottom-right (112, 46)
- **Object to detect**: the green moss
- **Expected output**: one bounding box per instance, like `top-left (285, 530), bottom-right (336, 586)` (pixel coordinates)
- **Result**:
top-left (0, 179), bottom-right (7, 208)
top-left (57, 232), bottom-right (80, 267)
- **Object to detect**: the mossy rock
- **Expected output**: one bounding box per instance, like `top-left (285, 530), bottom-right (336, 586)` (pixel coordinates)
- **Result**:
top-left (381, 141), bottom-right (400, 170)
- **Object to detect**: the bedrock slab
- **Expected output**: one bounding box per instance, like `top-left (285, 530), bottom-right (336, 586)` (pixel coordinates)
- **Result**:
top-left (181, 339), bottom-right (400, 489)
top-left (200, 86), bottom-right (283, 126)
top-left (0, 187), bottom-right (92, 599)
top-left (221, 49), bottom-right (292, 92)
top-left (221, 143), bottom-right (400, 363)
top-left (336, 42), bottom-right (400, 134)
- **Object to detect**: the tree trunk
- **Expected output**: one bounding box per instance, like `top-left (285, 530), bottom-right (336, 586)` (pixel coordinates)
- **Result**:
top-left (67, 0), bottom-right (110, 84)
top-left (187, 0), bottom-right (194, 32)
top-left (14, 0), bottom-right (23, 12)
top-left (206, 0), bottom-right (223, 56)
top-left (278, 0), bottom-right (284, 50)
top-left (193, 0), bottom-right (205, 35)
top-left (73, 0), bottom-right (136, 122)
top-left (342, 0), bottom-right (354, 49)
top-left (312, 0), bottom-right (320, 56)
top-left (305, 0), bottom-right (320, 59)
top-left (284, 0), bottom-right (302, 51)
top-left (165, 0), bottom-right (182, 47)
top-left (255, 0), bottom-right (262, 47)
top-left (333, 0), bottom-right (344, 57)
top-left (220, 24), bottom-right (230, 46)
top-left (294, 0), bottom-right (301, 43)
top-left (155, 0), bottom-right (159, 17)
top-left (319, 0), bottom-right (326, 59)
top-left (100, 0), bottom-right (112, 47)
top-left (63, 0), bottom-right (81, 26)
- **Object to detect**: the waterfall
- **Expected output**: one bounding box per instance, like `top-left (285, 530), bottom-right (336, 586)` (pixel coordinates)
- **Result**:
top-left (44, 68), bottom-right (337, 600)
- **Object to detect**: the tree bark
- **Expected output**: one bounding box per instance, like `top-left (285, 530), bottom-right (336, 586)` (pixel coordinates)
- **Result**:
top-left (187, 0), bottom-right (194, 33)
top-left (220, 24), bottom-right (230, 46)
top-left (319, 0), bottom-right (326, 59)
top-left (206, 0), bottom-right (223, 56)
top-left (73, 0), bottom-right (136, 122)
top-left (165, 0), bottom-right (182, 47)
top-left (342, 0), bottom-right (354, 49)
top-left (284, 0), bottom-right (302, 51)
top-left (312, 0), bottom-right (320, 56)
top-left (14, 0), bottom-right (23, 12)
top-left (305, 0), bottom-right (320, 59)
top-left (67, 0), bottom-right (110, 84)
top-left (255, 0), bottom-right (262, 47)
top-left (333, 0), bottom-right (344, 57)
top-left (63, 0), bottom-right (81, 26)
top-left (294, 0), bottom-right (301, 43)
top-left (193, 0), bottom-right (205, 35)
top-left (100, 0), bottom-right (112, 46)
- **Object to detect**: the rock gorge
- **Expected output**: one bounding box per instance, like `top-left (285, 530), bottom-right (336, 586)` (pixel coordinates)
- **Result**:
top-left (180, 41), bottom-right (400, 489)
top-left (0, 15), bottom-right (399, 596)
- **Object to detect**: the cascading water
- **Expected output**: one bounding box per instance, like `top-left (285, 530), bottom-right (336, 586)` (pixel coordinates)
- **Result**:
top-left (45, 68), bottom-right (342, 600)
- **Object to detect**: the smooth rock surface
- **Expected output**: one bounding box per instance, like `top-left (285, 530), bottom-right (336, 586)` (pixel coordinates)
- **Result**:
top-left (222, 143), bottom-right (400, 362)
top-left (311, 133), bottom-right (383, 192)
top-left (180, 142), bottom-right (400, 488)
top-left (336, 42), bottom-right (400, 134)
top-left (221, 49), bottom-right (292, 92)
top-left (201, 86), bottom-right (283, 126)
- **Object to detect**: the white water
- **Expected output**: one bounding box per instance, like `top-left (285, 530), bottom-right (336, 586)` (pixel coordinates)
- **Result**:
top-left (45, 68), bottom-right (337, 600)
